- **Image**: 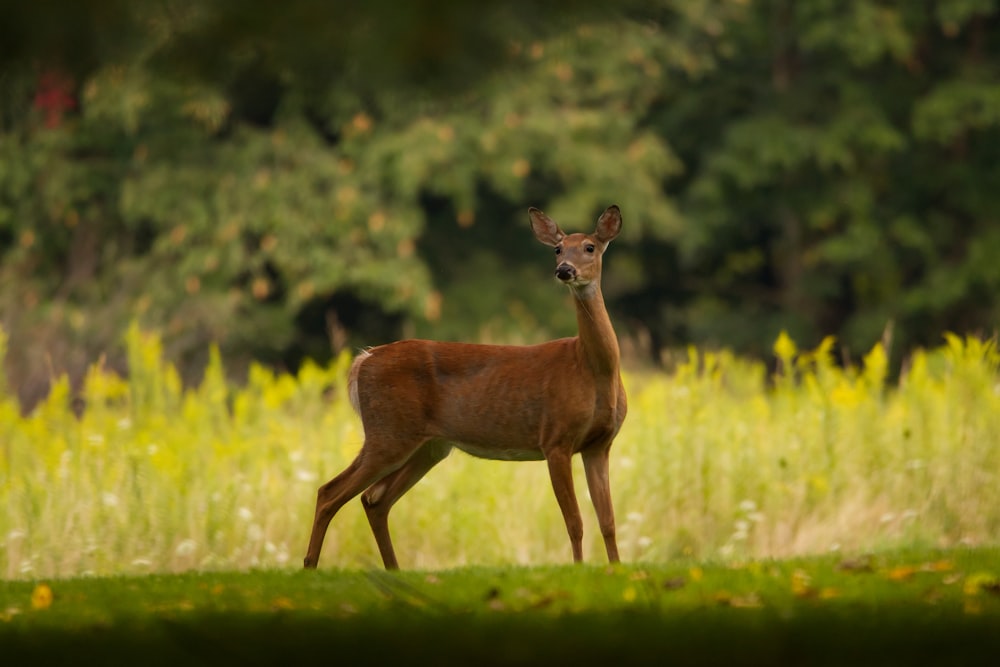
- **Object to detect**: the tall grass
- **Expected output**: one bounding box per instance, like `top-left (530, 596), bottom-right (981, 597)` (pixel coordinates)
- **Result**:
top-left (1, 324), bottom-right (998, 579)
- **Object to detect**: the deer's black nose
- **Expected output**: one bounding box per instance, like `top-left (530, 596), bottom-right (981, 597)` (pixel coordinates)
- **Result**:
top-left (555, 263), bottom-right (576, 281)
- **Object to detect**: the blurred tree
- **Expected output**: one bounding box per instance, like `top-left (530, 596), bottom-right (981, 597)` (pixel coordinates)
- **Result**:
top-left (0, 0), bottom-right (671, 406)
top-left (654, 0), bottom-right (1000, 359)
top-left (1, 0), bottom-right (999, 409)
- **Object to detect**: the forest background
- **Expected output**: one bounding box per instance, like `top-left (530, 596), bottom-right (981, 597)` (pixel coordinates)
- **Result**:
top-left (1, 0), bottom-right (998, 409)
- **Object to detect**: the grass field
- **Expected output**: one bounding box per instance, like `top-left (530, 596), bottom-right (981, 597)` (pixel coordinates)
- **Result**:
top-left (2, 548), bottom-right (999, 665)
top-left (1, 326), bottom-right (999, 578)
top-left (2, 327), bottom-right (999, 663)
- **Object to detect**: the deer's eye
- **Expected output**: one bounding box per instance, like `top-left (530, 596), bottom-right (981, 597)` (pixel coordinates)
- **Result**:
top-left (554, 246), bottom-right (562, 255)
top-left (585, 244), bottom-right (596, 253)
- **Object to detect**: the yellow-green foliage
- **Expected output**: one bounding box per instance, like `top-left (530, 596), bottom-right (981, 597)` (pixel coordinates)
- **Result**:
top-left (1, 325), bottom-right (998, 579)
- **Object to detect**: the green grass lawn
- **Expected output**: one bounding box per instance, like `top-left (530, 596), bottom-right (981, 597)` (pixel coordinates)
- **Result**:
top-left (3, 547), bottom-right (999, 666)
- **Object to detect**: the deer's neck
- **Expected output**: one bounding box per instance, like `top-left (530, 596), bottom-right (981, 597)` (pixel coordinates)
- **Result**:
top-left (571, 284), bottom-right (620, 378)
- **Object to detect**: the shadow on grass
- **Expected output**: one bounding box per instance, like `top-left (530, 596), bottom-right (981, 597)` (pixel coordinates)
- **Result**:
top-left (4, 604), bottom-right (997, 667)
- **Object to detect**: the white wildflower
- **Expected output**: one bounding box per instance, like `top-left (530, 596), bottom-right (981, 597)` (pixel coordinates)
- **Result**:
top-left (175, 539), bottom-right (197, 558)
top-left (295, 469), bottom-right (318, 483)
top-left (738, 499), bottom-right (758, 513)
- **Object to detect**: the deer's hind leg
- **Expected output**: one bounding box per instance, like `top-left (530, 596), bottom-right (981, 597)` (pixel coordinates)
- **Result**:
top-left (304, 437), bottom-right (420, 569)
top-left (362, 440), bottom-right (452, 570)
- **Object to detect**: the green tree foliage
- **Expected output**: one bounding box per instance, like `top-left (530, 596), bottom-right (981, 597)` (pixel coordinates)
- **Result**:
top-left (664, 0), bottom-right (1000, 356)
top-left (1, 0), bottom-right (998, 407)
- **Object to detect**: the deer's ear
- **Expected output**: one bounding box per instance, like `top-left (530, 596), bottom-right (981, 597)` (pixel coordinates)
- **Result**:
top-left (594, 205), bottom-right (622, 245)
top-left (529, 208), bottom-right (565, 247)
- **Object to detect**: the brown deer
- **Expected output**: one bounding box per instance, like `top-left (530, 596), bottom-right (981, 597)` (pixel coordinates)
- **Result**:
top-left (304, 205), bottom-right (627, 569)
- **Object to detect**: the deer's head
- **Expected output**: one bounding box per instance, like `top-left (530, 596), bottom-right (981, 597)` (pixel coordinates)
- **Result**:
top-left (529, 205), bottom-right (622, 295)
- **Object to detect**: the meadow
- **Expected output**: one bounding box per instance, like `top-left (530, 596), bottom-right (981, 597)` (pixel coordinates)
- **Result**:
top-left (1, 324), bottom-right (998, 579)
top-left (3, 549), bottom-right (1000, 665)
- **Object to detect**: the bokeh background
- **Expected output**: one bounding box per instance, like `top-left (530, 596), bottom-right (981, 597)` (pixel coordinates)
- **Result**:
top-left (1, 1), bottom-right (999, 577)
top-left (3, 0), bottom-right (997, 407)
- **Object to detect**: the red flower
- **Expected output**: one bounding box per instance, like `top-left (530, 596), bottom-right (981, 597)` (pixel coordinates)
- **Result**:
top-left (33, 69), bottom-right (77, 128)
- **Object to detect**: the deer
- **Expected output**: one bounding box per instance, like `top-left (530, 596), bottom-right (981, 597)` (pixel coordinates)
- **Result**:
top-left (303, 205), bottom-right (627, 570)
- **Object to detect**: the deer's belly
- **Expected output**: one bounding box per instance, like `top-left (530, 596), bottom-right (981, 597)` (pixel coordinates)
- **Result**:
top-left (452, 441), bottom-right (545, 462)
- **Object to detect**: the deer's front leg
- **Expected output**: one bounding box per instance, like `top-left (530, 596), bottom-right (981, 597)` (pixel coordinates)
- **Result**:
top-left (545, 449), bottom-right (584, 562)
top-left (582, 444), bottom-right (619, 563)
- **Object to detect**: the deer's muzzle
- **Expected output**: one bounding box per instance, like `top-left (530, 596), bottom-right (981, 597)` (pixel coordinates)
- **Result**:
top-left (555, 263), bottom-right (576, 282)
